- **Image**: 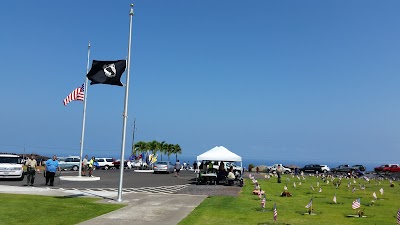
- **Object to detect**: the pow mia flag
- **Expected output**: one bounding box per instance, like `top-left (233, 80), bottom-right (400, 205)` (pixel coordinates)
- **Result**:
top-left (87, 60), bottom-right (126, 86)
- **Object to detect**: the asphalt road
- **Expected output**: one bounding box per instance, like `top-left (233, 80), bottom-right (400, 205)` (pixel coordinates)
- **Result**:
top-left (0, 169), bottom-right (198, 189)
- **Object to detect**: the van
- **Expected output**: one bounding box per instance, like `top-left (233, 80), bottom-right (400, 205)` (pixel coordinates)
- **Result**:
top-left (58, 156), bottom-right (80, 171)
top-left (0, 154), bottom-right (24, 180)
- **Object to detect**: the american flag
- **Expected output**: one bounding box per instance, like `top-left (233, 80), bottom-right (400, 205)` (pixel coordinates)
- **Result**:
top-left (310, 185), bottom-right (314, 191)
top-left (273, 202), bottom-right (277, 221)
top-left (63, 83), bottom-right (85, 106)
top-left (352, 198), bottom-right (361, 209)
top-left (333, 193), bottom-right (337, 204)
top-left (305, 199), bottom-right (313, 208)
top-left (379, 188), bottom-right (384, 195)
top-left (293, 182), bottom-right (296, 188)
top-left (397, 208), bottom-right (400, 224)
top-left (261, 198), bottom-right (266, 209)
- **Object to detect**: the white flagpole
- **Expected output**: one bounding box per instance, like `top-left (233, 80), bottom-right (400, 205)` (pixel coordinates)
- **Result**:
top-left (117, 4), bottom-right (134, 202)
top-left (78, 42), bottom-right (91, 177)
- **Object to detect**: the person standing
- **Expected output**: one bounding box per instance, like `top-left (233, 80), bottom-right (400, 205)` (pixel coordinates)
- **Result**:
top-left (81, 155), bottom-right (88, 176)
top-left (277, 165), bottom-right (282, 183)
top-left (174, 160), bottom-right (181, 177)
top-left (25, 155), bottom-right (37, 186)
top-left (45, 155), bottom-right (60, 186)
top-left (88, 156), bottom-right (95, 177)
top-left (193, 161), bottom-right (198, 173)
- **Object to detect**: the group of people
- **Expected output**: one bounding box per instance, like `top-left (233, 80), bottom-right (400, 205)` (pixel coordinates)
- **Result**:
top-left (80, 155), bottom-right (95, 177)
top-left (24, 154), bottom-right (97, 187)
top-left (24, 155), bottom-right (60, 187)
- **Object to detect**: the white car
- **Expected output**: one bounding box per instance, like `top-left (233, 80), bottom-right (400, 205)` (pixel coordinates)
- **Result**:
top-left (213, 161), bottom-right (243, 176)
top-left (95, 157), bottom-right (115, 170)
top-left (0, 154), bottom-right (24, 180)
top-left (267, 164), bottom-right (291, 174)
top-left (320, 165), bottom-right (330, 173)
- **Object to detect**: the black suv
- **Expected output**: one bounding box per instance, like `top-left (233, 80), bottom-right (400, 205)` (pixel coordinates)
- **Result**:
top-left (299, 164), bottom-right (324, 173)
top-left (352, 165), bottom-right (366, 171)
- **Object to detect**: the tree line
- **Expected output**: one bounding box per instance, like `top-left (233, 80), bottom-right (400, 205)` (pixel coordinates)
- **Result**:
top-left (133, 140), bottom-right (182, 162)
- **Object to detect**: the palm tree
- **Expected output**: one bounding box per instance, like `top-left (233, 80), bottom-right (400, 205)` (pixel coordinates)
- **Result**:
top-left (158, 141), bottom-right (166, 161)
top-left (173, 144), bottom-right (182, 162)
top-left (147, 140), bottom-right (159, 163)
top-left (165, 144), bottom-right (173, 161)
top-left (133, 141), bottom-right (147, 156)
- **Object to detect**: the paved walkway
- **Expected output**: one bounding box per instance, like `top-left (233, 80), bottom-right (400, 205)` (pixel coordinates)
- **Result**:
top-left (0, 184), bottom-right (207, 225)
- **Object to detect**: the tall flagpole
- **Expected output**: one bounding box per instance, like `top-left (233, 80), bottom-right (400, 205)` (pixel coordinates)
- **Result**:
top-left (117, 4), bottom-right (134, 202)
top-left (79, 42), bottom-right (91, 177)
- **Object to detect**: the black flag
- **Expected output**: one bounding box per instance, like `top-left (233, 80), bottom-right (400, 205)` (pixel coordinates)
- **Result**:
top-left (87, 60), bottom-right (126, 86)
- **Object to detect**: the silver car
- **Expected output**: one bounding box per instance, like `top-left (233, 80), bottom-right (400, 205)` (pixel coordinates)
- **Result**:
top-left (153, 161), bottom-right (174, 174)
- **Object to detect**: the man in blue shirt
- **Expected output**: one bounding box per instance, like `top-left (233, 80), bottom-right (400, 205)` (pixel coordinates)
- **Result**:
top-left (45, 155), bottom-right (60, 186)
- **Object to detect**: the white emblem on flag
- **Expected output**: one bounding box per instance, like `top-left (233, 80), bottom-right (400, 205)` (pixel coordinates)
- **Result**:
top-left (103, 63), bottom-right (117, 78)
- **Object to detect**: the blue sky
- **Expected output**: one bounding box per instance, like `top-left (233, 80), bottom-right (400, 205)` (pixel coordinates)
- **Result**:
top-left (1, 1), bottom-right (399, 166)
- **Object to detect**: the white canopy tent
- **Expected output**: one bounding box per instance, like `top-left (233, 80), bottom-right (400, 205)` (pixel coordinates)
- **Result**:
top-left (196, 146), bottom-right (242, 170)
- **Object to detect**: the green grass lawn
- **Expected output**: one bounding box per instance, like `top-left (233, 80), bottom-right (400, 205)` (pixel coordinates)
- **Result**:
top-left (0, 194), bottom-right (125, 225)
top-left (179, 174), bottom-right (400, 225)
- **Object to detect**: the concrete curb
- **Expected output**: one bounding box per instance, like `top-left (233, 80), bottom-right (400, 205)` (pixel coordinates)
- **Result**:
top-left (60, 176), bottom-right (101, 181)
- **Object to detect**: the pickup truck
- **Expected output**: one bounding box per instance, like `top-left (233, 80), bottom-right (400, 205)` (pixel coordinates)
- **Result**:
top-left (267, 164), bottom-right (291, 174)
top-left (331, 164), bottom-right (355, 173)
top-left (374, 164), bottom-right (400, 173)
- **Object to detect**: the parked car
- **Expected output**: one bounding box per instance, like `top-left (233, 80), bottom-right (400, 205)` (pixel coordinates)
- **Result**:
top-left (95, 157), bottom-right (115, 170)
top-left (0, 154), bottom-right (24, 180)
top-left (153, 161), bottom-right (175, 174)
top-left (320, 165), bottom-right (330, 173)
top-left (58, 156), bottom-right (80, 171)
top-left (352, 165), bottom-right (366, 172)
top-left (211, 161), bottom-right (243, 176)
top-left (267, 164), bottom-right (291, 174)
top-left (114, 159), bottom-right (128, 169)
top-left (374, 164), bottom-right (400, 173)
top-left (299, 164), bottom-right (325, 174)
top-left (331, 164), bottom-right (355, 173)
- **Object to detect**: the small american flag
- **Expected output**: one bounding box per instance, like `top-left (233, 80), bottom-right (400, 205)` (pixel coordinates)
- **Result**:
top-left (293, 182), bottom-right (296, 188)
top-left (352, 198), bottom-right (360, 209)
top-left (379, 188), bottom-right (384, 195)
top-left (273, 202), bottom-right (277, 221)
top-left (310, 185), bottom-right (314, 191)
top-left (305, 199), bottom-right (313, 208)
top-left (397, 208), bottom-right (400, 225)
top-left (333, 193), bottom-right (337, 204)
top-left (63, 83), bottom-right (85, 106)
top-left (261, 198), bottom-right (266, 209)
top-left (318, 187), bottom-right (322, 193)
